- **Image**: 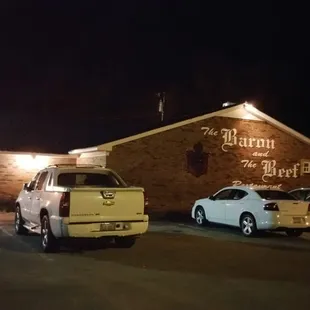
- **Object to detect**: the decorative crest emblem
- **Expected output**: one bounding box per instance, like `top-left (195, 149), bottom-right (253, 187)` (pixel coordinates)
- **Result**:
top-left (186, 142), bottom-right (210, 177)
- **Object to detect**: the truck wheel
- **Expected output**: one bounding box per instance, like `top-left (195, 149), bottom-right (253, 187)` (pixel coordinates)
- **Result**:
top-left (15, 205), bottom-right (28, 235)
top-left (41, 215), bottom-right (59, 253)
top-left (114, 236), bottom-right (136, 248)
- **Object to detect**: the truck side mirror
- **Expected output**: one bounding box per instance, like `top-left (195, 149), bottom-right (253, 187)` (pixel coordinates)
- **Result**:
top-left (23, 182), bottom-right (34, 192)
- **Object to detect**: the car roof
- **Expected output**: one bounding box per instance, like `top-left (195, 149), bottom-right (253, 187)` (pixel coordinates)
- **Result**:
top-left (42, 165), bottom-right (111, 173)
top-left (218, 186), bottom-right (285, 192)
top-left (289, 187), bottom-right (310, 191)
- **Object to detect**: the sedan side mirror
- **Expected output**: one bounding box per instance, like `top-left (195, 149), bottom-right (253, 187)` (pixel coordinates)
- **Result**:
top-left (23, 183), bottom-right (29, 191)
top-left (209, 195), bottom-right (215, 200)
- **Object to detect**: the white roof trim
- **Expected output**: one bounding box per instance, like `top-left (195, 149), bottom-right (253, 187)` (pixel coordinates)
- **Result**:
top-left (243, 104), bottom-right (310, 145)
top-left (0, 151), bottom-right (78, 158)
top-left (98, 104), bottom-right (261, 151)
top-left (68, 103), bottom-right (310, 154)
top-left (68, 146), bottom-right (99, 155)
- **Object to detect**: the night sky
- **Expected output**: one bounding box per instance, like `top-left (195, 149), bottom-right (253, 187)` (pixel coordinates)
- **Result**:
top-left (1, 2), bottom-right (308, 153)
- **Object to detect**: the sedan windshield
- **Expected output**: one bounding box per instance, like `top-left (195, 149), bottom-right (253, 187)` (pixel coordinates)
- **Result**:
top-left (256, 190), bottom-right (296, 200)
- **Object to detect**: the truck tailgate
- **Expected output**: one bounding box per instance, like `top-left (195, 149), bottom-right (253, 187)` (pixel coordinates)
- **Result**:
top-left (68, 187), bottom-right (146, 223)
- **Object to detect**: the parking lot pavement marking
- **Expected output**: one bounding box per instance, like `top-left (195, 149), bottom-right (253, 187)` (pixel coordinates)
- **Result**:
top-left (0, 225), bottom-right (54, 262)
top-left (0, 225), bottom-right (13, 236)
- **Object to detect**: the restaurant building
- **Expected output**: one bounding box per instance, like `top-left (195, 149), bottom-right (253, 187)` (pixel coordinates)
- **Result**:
top-left (71, 103), bottom-right (310, 216)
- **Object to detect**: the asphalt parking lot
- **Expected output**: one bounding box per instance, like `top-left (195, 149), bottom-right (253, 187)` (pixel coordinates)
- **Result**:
top-left (1, 213), bottom-right (310, 310)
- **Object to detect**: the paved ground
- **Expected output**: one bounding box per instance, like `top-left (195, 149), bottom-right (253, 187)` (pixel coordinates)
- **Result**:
top-left (1, 213), bottom-right (310, 309)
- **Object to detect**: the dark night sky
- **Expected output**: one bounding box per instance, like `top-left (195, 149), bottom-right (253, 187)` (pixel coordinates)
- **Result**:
top-left (0, 2), bottom-right (308, 153)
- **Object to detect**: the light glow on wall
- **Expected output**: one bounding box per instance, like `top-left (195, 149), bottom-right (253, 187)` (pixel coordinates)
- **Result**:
top-left (242, 112), bottom-right (256, 120)
top-left (15, 154), bottom-right (49, 171)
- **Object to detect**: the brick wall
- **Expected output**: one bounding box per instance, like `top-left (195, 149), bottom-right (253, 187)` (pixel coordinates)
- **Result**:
top-left (76, 152), bottom-right (106, 167)
top-left (106, 116), bottom-right (310, 215)
top-left (0, 152), bottom-right (76, 210)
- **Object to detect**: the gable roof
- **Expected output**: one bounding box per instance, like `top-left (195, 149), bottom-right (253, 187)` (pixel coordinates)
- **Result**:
top-left (69, 103), bottom-right (310, 154)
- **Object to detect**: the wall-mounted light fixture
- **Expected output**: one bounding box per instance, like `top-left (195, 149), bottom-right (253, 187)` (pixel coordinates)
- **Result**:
top-left (15, 154), bottom-right (49, 171)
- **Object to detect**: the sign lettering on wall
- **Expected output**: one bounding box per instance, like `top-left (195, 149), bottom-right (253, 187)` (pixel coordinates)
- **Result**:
top-left (201, 127), bottom-right (276, 153)
top-left (241, 160), bottom-right (257, 168)
top-left (232, 180), bottom-right (282, 190)
top-left (252, 151), bottom-right (270, 157)
top-left (201, 125), bottom-right (301, 183)
top-left (242, 159), bottom-right (300, 182)
top-left (261, 160), bottom-right (299, 182)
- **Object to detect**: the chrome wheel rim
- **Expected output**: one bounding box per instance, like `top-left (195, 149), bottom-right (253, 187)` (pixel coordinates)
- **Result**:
top-left (42, 220), bottom-right (48, 248)
top-left (196, 209), bottom-right (205, 225)
top-left (15, 208), bottom-right (20, 231)
top-left (242, 216), bottom-right (253, 235)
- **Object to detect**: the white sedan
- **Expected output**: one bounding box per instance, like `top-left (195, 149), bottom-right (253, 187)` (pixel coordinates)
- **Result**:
top-left (191, 186), bottom-right (310, 237)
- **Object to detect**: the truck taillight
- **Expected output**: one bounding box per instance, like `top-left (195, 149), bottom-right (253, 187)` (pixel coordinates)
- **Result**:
top-left (59, 192), bottom-right (70, 217)
top-left (263, 202), bottom-right (279, 211)
top-left (143, 191), bottom-right (149, 214)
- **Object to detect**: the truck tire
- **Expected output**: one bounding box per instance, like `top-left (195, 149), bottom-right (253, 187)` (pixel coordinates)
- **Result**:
top-left (15, 205), bottom-right (28, 235)
top-left (41, 215), bottom-right (59, 253)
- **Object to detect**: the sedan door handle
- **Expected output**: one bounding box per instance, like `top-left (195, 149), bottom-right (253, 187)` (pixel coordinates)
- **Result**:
top-left (35, 197), bottom-right (40, 200)
top-left (28, 197), bottom-right (32, 200)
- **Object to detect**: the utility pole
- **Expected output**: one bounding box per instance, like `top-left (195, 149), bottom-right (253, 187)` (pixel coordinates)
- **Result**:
top-left (156, 92), bottom-right (166, 122)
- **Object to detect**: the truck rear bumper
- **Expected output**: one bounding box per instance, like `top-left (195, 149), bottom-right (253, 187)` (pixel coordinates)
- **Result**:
top-left (67, 220), bottom-right (148, 238)
top-left (51, 215), bottom-right (149, 238)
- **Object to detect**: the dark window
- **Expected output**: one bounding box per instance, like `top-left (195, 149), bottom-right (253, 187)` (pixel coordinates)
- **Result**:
top-left (232, 189), bottom-right (248, 200)
top-left (303, 190), bottom-right (310, 201)
top-left (48, 172), bottom-right (53, 186)
top-left (256, 190), bottom-right (296, 200)
top-left (213, 189), bottom-right (234, 200)
top-left (28, 172), bottom-right (41, 191)
top-left (290, 190), bottom-right (304, 200)
top-left (290, 190), bottom-right (310, 201)
top-left (36, 172), bottom-right (49, 190)
top-left (57, 172), bottom-right (126, 188)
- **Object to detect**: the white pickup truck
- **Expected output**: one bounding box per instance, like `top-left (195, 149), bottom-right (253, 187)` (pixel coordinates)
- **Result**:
top-left (15, 165), bottom-right (149, 252)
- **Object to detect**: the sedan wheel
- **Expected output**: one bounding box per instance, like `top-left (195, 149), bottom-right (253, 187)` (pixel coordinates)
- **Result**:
top-left (240, 214), bottom-right (257, 237)
top-left (195, 207), bottom-right (207, 226)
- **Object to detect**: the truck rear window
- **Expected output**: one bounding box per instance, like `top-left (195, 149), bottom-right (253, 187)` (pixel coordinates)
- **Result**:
top-left (57, 172), bottom-right (126, 188)
top-left (255, 190), bottom-right (296, 200)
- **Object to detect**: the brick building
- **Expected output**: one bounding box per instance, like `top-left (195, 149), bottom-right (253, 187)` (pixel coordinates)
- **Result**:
top-left (70, 103), bottom-right (310, 216)
top-left (0, 152), bottom-right (77, 210)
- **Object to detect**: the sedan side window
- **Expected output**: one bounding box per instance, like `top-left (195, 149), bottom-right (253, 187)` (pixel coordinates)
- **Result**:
top-left (290, 190), bottom-right (303, 200)
top-left (232, 189), bottom-right (248, 200)
top-left (213, 189), bottom-right (234, 200)
top-left (304, 191), bottom-right (310, 201)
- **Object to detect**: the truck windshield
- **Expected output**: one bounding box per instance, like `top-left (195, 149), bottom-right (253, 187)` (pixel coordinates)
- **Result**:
top-left (57, 172), bottom-right (127, 188)
top-left (255, 190), bottom-right (296, 200)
